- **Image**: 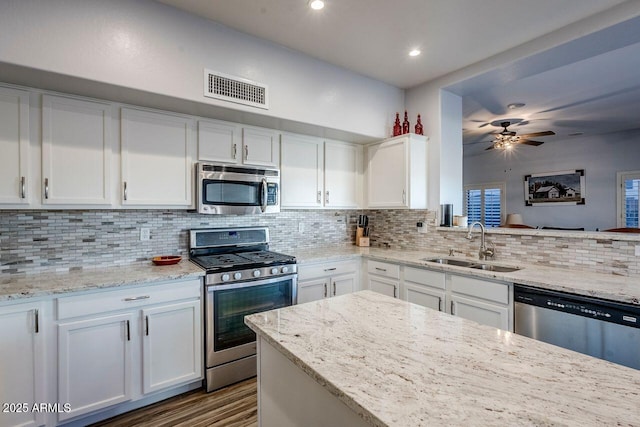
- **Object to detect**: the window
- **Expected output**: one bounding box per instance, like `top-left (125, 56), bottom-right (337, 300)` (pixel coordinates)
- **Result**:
top-left (464, 182), bottom-right (505, 228)
top-left (617, 171), bottom-right (640, 228)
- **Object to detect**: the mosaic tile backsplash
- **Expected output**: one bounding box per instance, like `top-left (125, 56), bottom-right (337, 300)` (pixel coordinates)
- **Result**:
top-left (1, 209), bottom-right (638, 276)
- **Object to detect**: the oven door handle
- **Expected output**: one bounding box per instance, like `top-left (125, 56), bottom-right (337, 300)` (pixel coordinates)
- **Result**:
top-left (260, 178), bottom-right (268, 213)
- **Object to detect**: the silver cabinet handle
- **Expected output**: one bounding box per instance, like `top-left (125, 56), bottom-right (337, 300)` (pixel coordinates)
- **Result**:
top-left (244, 145), bottom-right (249, 160)
top-left (451, 301), bottom-right (455, 315)
top-left (34, 309), bottom-right (39, 334)
top-left (402, 189), bottom-right (406, 204)
top-left (375, 267), bottom-right (387, 272)
top-left (393, 285), bottom-right (397, 298)
top-left (126, 320), bottom-right (131, 341)
top-left (323, 283), bottom-right (328, 298)
top-left (333, 282), bottom-right (336, 296)
top-left (232, 143), bottom-right (237, 159)
top-left (123, 295), bottom-right (150, 302)
top-left (324, 267), bottom-right (337, 272)
top-left (123, 181), bottom-right (128, 201)
top-left (44, 178), bottom-right (49, 199)
top-left (21, 176), bottom-right (26, 199)
top-left (317, 190), bottom-right (322, 204)
top-left (325, 190), bottom-right (330, 204)
top-left (145, 315), bottom-right (149, 336)
top-left (438, 297), bottom-right (442, 312)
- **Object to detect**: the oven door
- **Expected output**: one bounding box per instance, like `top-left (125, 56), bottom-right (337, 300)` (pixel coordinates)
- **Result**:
top-left (206, 274), bottom-right (297, 367)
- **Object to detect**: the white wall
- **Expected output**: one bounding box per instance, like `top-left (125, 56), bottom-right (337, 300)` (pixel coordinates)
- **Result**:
top-left (0, 0), bottom-right (403, 139)
top-left (464, 130), bottom-right (640, 231)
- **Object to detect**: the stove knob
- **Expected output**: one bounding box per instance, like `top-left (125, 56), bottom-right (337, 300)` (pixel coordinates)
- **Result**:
top-left (281, 266), bottom-right (289, 274)
top-left (221, 273), bottom-right (230, 282)
top-left (270, 267), bottom-right (279, 275)
top-left (233, 272), bottom-right (242, 280)
top-left (253, 270), bottom-right (261, 278)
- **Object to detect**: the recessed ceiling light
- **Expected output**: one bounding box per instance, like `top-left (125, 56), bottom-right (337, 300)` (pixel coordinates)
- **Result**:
top-left (309, 0), bottom-right (324, 10)
top-left (507, 103), bottom-right (525, 109)
top-left (409, 49), bottom-right (421, 57)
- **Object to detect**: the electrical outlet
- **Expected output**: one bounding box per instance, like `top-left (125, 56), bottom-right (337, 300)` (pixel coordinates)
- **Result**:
top-left (417, 221), bottom-right (427, 234)
top-left (635, 245), bottom-right (640, 256)
top-left (140, 228), bottom-right (151, 241)
top-left (298, 222), bottom-right (305, 233)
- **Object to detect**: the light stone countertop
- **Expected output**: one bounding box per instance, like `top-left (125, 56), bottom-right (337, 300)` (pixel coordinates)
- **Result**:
top-left (292, 246), bottom-right (640, 305)
top-left (0, 261), bottom-right (205, 302)
top-left (245, 290), bottom-right (640, 426)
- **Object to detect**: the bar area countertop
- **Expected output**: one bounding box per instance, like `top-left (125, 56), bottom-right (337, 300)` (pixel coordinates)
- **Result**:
top-left (245, 290), bottom-right (640, 426)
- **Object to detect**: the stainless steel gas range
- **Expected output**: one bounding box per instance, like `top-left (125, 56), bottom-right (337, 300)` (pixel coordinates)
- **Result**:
top-left (189, 227), bottom-right (297, 392)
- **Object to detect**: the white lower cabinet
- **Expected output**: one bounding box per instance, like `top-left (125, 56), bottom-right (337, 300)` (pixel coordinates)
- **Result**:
top-left (366, 260), bottom-right (400, 299)
top-left (56, 279), bottom-right (202, 423)
top-left (449, 274), bottom-right (511, 331)
top-left (0, 301), bottom-right (46, 427)
top-left (297, 260), bottom-right (358, 304)
top-left (403, 267), bottom-right (446, 312)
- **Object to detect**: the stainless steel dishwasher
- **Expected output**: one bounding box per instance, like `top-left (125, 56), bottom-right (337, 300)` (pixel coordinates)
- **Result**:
top-left (514, 284), bottom-right (640, 370)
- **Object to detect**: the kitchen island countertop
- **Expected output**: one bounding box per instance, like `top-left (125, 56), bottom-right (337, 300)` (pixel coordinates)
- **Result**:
top-left (292, 245), bottom-right (640, 305)
top-left (246, 290), bottom-right (640, 426)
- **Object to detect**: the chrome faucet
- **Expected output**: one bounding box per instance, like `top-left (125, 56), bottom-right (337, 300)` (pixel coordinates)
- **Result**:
top-left (466, 222), bottom-right (495, 260)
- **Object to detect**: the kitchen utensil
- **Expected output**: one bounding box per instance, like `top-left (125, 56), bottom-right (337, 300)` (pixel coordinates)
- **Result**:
top-left (152, 255), bottom-right (182, 265)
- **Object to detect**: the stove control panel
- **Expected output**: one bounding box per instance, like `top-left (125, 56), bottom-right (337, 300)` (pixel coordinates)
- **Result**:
top-left (206, 263), bottom-right (298, 286)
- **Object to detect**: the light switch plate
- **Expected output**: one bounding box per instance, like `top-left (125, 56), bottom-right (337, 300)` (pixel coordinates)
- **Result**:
top-left (140, 228), bottom-right (151, 241)
top-left (635, 245), bottom-right (640, 256)
top-left (298, 222), bottom-right (305, 233)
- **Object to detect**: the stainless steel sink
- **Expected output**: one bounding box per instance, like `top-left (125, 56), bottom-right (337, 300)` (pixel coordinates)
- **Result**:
top-left (422, 258), bottom-right (521, 272)
top-left (422, 258), bottom-right (477, 267)
top-left (469, 264), bottom-right (521, 272)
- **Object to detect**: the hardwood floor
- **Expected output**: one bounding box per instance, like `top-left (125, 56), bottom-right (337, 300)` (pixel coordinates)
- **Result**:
top-left (91, 378), bottom-right (257, 427)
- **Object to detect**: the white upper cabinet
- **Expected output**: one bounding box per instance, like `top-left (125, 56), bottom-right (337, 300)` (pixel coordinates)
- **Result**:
top-left (366, 134), bottom-right (427, 209)
top-left (197, 119), bottom-right (242, 164)
top-left (121, 108), bottom-right (195, 207)
top-left (281, 133), bottom-right (324, 208)
top-left (0, 86), bottom-right (30, 205)
top-left (242, 126), bottom-right (280, 167)
top-left (281, 133), bottom-right (362, 209)
top-left (42, 94), bottom-right (112, 205)
top-left (324, 141), bottom-right (361, 208)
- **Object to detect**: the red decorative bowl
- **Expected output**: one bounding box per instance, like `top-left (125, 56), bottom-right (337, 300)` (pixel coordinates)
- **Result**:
top-left (152, 255), bottom-right (182, 266)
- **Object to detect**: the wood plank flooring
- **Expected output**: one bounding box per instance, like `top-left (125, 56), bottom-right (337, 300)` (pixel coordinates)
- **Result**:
top-left (91, 378), bottom-right (257, 427)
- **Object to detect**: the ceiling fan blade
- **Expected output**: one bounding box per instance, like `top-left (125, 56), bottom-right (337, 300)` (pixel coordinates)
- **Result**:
top-left (518, 130), bottom-right (555, 138)
top-left (485, 144), bottom-right (496, 150)
top-left (519, 139), bottom-right (544, 146)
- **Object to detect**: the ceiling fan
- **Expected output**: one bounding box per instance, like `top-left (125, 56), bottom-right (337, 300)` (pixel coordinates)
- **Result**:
top-left (487, 121), bottom-right (555, 150)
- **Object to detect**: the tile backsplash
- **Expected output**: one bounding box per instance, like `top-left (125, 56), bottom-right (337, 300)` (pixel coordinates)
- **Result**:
top-left (1, 209), bottom-right (638, 276)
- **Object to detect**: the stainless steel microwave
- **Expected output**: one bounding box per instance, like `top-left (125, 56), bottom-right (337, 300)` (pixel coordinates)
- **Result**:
top-left (196, 162), bottom-right (280, 214)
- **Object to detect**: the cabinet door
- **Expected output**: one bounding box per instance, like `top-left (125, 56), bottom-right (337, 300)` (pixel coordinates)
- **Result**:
top-left (368, 276), bottom-right (399, 299)
top-left (298, 278), bottom-right (328, 304)
top-left (324, 141), bottom-right (360, 208)
top-left (242, 126), bottom-right (279, 167)
top-left (331, 273), bottom-right (357, 297)
top-left (198, 119), bottom-right (241, 164)
top-left (404, 282), bottom-right (445, 312)
top-left (58, 313), bottom-right (133, 421)
top-left (450, 295), bottom-right (509, 330)
top-left (366, 138), bottom-right (407, 208)
top-left (0, 302), bottom-right (45, 427)
top-left (0, 87), bottom-right (30, 205)
top-left (42, 95), bottom-right (112, 205)
top-left (121, 108), bottom-right (194, 206)
top-left (280, 134), bottom-right (323, 208)
top-left (142, 300), bottom-right (202, 394)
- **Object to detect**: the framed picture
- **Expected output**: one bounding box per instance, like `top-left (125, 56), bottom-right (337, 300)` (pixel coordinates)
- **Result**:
top-left (524, 169), bottom-right (585, 206)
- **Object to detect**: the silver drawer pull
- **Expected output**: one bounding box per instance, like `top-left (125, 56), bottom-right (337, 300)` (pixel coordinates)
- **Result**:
top-left (21, 176), bottom-right (26, 199)
top-left (375, 267), bottom-right (387, 272)
top-left (123, 295), bottom-right (150, 302)
top-left (324, 267), bottom-right (337, 272)
top-left (44, 178), bottom-right (49, 199)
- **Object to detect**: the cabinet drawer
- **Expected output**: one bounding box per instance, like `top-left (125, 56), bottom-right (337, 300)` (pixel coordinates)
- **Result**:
top-left (57, 279), bottom-right (201, 320)
top-left (367, 260), bottom-right (400, 279)
top-left (298, 259), bottom-right (358, 281)
top-left (450, 275), bottom-right (509, 305)
top-left (404, 267), bottom-right (445, 290)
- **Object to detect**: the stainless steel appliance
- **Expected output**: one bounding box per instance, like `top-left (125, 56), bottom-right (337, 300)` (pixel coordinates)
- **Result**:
top-left (189, 227), bottom-right (297, 391)
top-left (514, 284), bottom-right (640, 370)
top-left (196, 162), bottom-right (280, 215)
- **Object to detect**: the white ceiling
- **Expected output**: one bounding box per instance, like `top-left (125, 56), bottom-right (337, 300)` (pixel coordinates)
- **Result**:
top-left (156, 0), bottom-right (640, 150)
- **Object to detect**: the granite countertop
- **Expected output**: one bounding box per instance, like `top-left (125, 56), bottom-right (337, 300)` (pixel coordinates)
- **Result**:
top-left (245, 290), bottom-right (640, 426)
top-left (292, 246), bottom-right (640, 305)
top-left (0, 261), bottom-right (205, 302)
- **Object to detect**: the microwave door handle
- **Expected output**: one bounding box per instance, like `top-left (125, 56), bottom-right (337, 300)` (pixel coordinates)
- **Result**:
top-left (260, 178), bottom-right (268, 212)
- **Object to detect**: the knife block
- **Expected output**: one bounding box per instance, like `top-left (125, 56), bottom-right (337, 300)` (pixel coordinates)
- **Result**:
top-left (355, 227), bottom-right (369, 247)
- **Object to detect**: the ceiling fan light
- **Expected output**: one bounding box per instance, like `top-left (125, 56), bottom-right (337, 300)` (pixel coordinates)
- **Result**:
top-left (309, 0), bottom-right (325, 10)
